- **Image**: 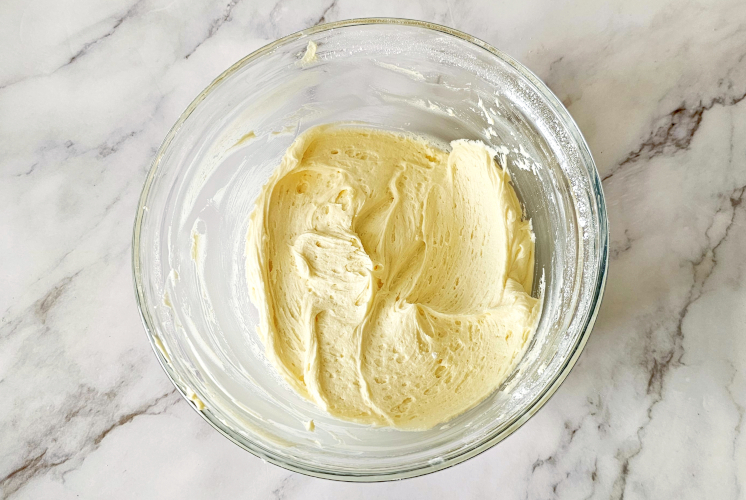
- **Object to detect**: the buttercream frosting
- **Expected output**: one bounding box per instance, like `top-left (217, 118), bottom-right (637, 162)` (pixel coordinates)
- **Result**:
top-left (246, 125), bottom-right (540, 430)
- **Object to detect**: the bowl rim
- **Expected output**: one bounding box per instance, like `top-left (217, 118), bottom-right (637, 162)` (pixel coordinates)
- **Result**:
top-left (132, 17), bottom-right (609, 482)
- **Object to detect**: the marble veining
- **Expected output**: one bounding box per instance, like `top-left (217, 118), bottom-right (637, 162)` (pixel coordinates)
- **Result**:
top-left (1, 0), bottom-right (744, 498)
top-left (603, 90), bottom-right (746, 182)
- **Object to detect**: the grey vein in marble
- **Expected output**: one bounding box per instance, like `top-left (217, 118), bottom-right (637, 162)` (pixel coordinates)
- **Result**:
top-left (603, 88), bottom-right (746, 182)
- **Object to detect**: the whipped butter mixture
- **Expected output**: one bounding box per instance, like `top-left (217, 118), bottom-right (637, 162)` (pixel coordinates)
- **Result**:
top-left (246, 125), bottom-right (540, 430)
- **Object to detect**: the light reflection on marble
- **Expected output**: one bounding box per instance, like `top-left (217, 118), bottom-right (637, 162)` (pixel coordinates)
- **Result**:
top-left (1, 0), bottom-right (744, 498)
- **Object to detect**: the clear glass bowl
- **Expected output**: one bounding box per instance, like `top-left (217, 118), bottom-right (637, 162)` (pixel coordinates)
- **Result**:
top-left (133, 19), bottom-right (608, 481)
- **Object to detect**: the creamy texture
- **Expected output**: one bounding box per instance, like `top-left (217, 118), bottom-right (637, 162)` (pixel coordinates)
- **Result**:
top-left (300, 40), bottom-right (317, 65)
top-left (246, 125), bottom-right (540, 430)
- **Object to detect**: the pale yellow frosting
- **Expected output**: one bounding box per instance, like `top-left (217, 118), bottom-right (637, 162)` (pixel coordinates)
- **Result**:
top-left (246, 125), bottom-right (540, 430)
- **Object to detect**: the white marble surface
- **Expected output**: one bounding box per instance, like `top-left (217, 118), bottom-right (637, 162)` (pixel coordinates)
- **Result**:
top-left (1, 0), bottom-right (745, 497)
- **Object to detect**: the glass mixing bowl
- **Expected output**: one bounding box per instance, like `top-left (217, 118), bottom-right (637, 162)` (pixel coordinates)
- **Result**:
top-left (133, 19), bottom-right (608, 481)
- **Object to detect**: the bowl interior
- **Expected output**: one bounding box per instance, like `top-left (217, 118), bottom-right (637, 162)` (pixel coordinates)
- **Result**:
top-left (134, 20), bottom-right (606, 480)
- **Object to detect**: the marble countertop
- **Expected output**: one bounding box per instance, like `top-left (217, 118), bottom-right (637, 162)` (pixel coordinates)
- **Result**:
top-left (2, 0), bottom-right (745, 498)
